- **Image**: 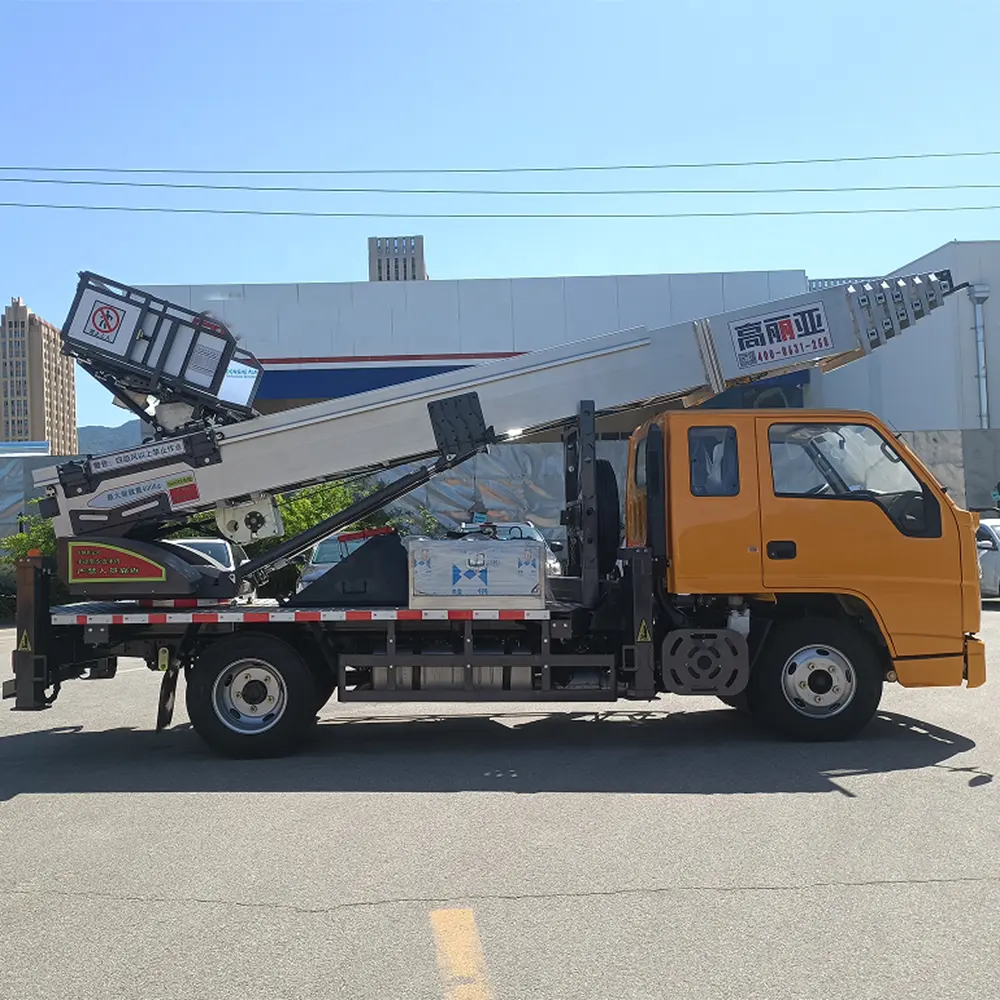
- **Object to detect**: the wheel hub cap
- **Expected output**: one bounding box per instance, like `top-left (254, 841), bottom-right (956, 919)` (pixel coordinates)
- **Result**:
top-left (212, 660), bottom-right (287, 734)
top-left (781, 644), bottom-right (857, 718)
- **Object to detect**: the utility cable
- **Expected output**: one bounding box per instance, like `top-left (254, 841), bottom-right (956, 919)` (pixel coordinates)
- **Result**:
top-left (2, 148), bottom-right (999, 177)
top-left (1, 200), bottom-right (998, 219)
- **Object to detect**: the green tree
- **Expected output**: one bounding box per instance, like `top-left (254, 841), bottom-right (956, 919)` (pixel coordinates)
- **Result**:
top-left (0, 510), bottom-right (67, 610)
top-left (0, 512), bottom-right (56, 563)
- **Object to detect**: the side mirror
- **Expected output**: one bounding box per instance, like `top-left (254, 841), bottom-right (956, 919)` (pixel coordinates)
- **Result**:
top-left (977, 539), bottom-right (997, 552)
top-left (549, 540), bottom-right (564, 552)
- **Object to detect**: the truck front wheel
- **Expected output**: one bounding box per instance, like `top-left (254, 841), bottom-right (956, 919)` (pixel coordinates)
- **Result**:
top-left (747, 617), bottom-right (883, 741)
top-left (186, 633), bottom-right (318, 757)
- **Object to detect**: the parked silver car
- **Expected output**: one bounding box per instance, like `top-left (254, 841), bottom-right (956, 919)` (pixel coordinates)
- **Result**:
top-left (977, 519), bottom-right (1000, 597)
top-left (457, 520), bottom-right (564, 576)
top-left (296, 528), bottom-right (394, 593)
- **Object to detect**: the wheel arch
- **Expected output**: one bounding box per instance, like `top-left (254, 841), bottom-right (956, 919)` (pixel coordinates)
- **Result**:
top-left (750, 591), bottom-right (894, 669)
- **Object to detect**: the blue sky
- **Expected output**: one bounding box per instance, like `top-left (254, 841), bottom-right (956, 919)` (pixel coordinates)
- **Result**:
top-left (3, 0), bottom-right (999, 428)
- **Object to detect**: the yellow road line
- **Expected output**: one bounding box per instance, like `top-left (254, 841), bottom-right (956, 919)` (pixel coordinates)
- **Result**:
top-left (429, 907), bottom-right (494, 1000)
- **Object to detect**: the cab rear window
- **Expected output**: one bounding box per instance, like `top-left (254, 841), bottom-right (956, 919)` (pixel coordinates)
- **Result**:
top-left (634, 437), bottom-right (647, 489)
top-left (688, 426), bottom-right (739, 497)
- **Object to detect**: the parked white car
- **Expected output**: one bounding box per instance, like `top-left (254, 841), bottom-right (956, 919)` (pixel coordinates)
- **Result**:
top-left (976, 518), bottom-right (1000, 597)
top-left (162, 537), bottom-right (254, 598)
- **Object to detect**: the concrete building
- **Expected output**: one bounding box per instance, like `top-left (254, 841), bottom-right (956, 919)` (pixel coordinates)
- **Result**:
top-left (0, 298), bottom-right (76, 455)
top-left (368, 235), bottom-right (427, 282)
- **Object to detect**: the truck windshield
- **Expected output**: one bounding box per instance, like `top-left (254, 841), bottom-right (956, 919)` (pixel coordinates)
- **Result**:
top-left (173, 540), bottom-right (232, 568)
top-left (311, 537), bottom-right (367, 564)
top-left (769, 423), bottom-right (922, 497)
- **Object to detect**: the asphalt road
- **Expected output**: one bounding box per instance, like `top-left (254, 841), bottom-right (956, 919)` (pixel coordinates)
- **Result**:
top-left (2, 613), bottom-right (999, 1000)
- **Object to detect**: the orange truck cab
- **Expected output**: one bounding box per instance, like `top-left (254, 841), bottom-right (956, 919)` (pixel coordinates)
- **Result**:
top-left (626, 409), bottom-right (985, 694)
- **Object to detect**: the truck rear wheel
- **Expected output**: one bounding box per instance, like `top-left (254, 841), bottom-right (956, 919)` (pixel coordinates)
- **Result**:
top-left (747, 617), bottom-right (882, 741)
top-left (186, 633), bottom-right (318, 757)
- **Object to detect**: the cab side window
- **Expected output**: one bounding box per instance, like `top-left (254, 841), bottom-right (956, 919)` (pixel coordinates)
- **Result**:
top-left (768, 422), bottom-right (940, 537)
top-left (689, 426), bottom-right (739, 497)
top-left (634, 436), bottom-right (647, 490)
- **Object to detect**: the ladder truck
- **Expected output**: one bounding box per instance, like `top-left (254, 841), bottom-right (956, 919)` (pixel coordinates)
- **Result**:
top-left (3, 270), bottom-right (986, 756)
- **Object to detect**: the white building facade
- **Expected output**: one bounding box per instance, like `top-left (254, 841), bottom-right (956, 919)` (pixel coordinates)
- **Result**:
top-left (807, 241), bottom-right (997, 507)
top-left (809, 241), bottom-right (996, 431)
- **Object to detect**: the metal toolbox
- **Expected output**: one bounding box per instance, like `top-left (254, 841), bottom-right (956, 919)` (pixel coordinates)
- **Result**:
top-left (407, 537), bottom-right (546, 610)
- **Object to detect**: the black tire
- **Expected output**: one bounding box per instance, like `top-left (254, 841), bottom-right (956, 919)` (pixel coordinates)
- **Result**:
top-left (185, 633), bottom-right (318, 758)
top-left (596, 458), bottom-right (621, 576)
top-left (746, 617), bottom-right (883, 741)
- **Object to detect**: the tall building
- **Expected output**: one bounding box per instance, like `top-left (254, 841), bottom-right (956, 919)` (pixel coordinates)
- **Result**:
top-left (368, 235), bottom-right (427, 281)
top-left (1, 298), bottom-right (77, 455)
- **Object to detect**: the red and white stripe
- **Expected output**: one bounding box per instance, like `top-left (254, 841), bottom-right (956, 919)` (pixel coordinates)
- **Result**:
top-left (52, 607), bottom-right (551, 626)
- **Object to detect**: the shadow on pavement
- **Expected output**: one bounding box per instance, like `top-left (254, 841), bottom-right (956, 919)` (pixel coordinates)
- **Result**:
top-left (0, 706), bottom-right (986, 801)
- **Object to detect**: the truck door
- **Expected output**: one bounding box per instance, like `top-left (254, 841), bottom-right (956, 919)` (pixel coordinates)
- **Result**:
top-left (756, 417), bottom-right (964, 657)
top-left (668, 415), bottom-right (764, 595)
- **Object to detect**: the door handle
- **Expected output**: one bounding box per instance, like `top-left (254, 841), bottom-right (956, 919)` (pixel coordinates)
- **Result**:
top-left (766, 540), bottom-right (797, 560)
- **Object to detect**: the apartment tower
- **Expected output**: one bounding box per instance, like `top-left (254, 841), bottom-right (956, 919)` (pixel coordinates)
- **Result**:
top-left (367, 235), bottom-right (428, 282)
top-left (1, 297), bottom-right (77, 454)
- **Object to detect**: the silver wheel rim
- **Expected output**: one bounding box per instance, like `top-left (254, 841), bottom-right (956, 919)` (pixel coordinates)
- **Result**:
top-left (212, 658), bottom-right (287, 734)
top-left (780, 644), bottom-right (857, 719)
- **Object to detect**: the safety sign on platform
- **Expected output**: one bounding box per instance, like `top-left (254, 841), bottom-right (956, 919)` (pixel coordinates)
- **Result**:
top-left (83, 301), bottom-right (125, 344)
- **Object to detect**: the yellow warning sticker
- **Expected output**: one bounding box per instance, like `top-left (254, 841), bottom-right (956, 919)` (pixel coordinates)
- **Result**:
top-left (636, 619), bottom-right (652, 643)
top-left (17, 631), bottom-right (31, 652)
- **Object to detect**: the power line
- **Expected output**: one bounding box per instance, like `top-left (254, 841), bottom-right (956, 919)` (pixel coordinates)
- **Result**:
top-left (2, 149), bottom-right (1000, 177)
top-left (2, 175), bottom-right (1000, 197)
top-left (2, 200), bottom-right (999, 219)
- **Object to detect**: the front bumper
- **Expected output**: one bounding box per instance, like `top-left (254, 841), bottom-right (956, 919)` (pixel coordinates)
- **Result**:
top-left (892, 636), bottom-right (986, 688)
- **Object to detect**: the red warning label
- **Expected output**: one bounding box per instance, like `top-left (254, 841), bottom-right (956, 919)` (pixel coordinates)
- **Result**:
top-left (68, 542), bottom-right (167, 583)
top-left (166, 474), bottom-right (200, 506)
top-left (84, 301), bottom-right (124, 344)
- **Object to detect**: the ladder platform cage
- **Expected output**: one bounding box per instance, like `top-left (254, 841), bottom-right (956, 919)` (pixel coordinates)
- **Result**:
top-left (60, 272), bottom-right (264, 421)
